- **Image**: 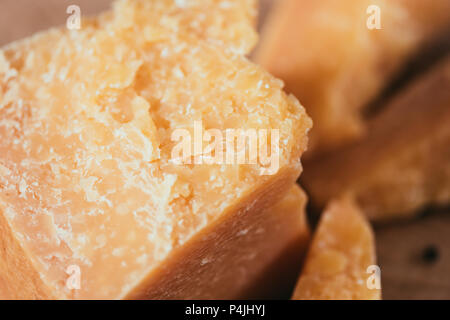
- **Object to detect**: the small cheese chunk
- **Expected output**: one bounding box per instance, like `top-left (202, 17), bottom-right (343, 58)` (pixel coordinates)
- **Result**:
top-left (255, 0), bottom-right (450, 156)
top-left (0, 0), bottom-right (311, 299)
top-left (303, 56), bottom-right (450, 221)
top-left (292, 196), bottom-right (380, 300)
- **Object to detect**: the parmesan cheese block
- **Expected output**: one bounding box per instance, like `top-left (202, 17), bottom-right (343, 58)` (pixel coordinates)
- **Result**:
top-left (255, 0), bottom-right (450, 156)
top-left (0, 0), bottom-right (312, 299)
top-left (292, 197), bottom-right (381, 300)
top-left (303, 56), bottom-right (450, 221)
top-left (1, 185), bottom-right (310, 300)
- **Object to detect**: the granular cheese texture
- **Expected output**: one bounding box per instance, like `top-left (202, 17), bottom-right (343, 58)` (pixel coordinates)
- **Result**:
top-left (292, 196), bottom-right (380, 300)
top-left (255, 0), bottom-right (450, 156)
top-left (0, 0), bottom-right (311, 299)
top-left (106, 0), bottom-right (259, 55)
top-left (303, 56), bottom-right (450, 221)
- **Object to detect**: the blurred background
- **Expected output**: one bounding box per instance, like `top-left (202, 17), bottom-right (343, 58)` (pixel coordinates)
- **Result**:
top-left (0, 0), bottom-right (449, 299)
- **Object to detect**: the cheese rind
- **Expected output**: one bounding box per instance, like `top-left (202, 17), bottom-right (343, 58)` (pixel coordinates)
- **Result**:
top-left (303, 57), bottom-right (450, 221)
top-left (0, 207), bottom-right (54, 299)
top-left (255, 0), bottom-right (450, 156)
top-left (0, 0), bottom-right (311, 299)
top-left (126, 185), bottom-right (310, 299)
top-left (292, 196), bottom-right (380, 300)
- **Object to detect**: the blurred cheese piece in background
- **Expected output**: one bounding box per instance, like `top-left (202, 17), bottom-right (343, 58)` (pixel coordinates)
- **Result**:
top-left (255, 0), bottom-right (450, 156)
top-left (303, 56), bottom-right (450, 222)
top-left (0, 0), bottom-right (312, 299)
top-left (292, 196), bottom-right (380, 300)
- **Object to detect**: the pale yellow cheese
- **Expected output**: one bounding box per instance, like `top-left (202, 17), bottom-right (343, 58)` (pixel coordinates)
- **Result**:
top-left (303, 56), bottom-right (450, 221)
top-left (292, 196), bottom-right (381, 300)
top-left (241, 185), bottom-right (310, 299)
top-left (255, 0), bottom-right (450, 156)
top-left (0, 0), bottom-right (311, 299)
top-left (1, 185), bottom-right (310, 300)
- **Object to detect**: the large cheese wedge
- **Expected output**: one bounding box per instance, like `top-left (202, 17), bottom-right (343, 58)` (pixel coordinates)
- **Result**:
top-left (292, 197), bottom-right (381, 300)
top-left (1, 185), bottom-right (310, 300)
top-left (303, 56), bottom-right (450, 221)
top-left (255, 0), bottom-right (450, 156)
top-left (0, 0), bottom-right (311, 299)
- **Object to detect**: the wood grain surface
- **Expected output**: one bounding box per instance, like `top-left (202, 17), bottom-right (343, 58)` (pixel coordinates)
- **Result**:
top-left (376, 211), bottom-right (450, 299)
top-left (0, 0), bottom-right (448, 300)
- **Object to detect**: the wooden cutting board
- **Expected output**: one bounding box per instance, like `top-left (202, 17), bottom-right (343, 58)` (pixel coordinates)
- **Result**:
top-left (0, 0), bottom-right (448, 300)
top-left (375, 211), bottom-right (450, 299)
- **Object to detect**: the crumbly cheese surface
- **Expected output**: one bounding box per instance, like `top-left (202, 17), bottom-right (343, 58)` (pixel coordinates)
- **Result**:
top-left (0, 0), bottom-right (311, 299)
top-left (292, 197), bottom-right (380, 300)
